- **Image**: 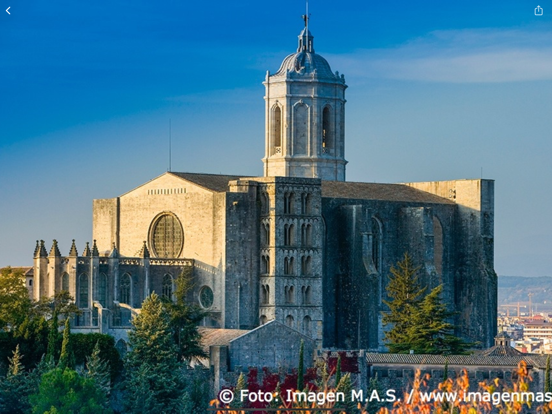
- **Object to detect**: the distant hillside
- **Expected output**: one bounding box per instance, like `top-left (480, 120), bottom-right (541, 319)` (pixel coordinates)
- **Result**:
top-left (498, 276), bottom-right (552, 308)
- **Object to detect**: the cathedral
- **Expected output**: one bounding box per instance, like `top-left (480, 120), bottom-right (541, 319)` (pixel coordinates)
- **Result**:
top-left (32, 23), bottom-right (497, 350)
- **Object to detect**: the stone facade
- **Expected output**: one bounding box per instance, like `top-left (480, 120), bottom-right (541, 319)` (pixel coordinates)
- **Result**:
top-left (31, 23), bottom-right (496, 350)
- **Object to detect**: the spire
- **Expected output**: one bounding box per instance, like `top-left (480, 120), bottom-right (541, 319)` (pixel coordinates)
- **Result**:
top-left (33, 240), bottom-right (40, 258)
top-left (49, 240), bottom-right (61, 257)
top-left (298, 4), bottom-right (314, 52)
top-left (68, 239), bottom-right (78, 257)
top-left (109, 243), bottom-right (119, 258)
top-left (138, 241), bottom-right (150, 258)
top-left (82, 242), bottom-right (91, 257)
top-left (92, 240), bottom-right (100, 257)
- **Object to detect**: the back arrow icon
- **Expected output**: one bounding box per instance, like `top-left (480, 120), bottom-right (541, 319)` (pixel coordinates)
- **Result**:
top-left (6, 7), bottom-right (10, 15)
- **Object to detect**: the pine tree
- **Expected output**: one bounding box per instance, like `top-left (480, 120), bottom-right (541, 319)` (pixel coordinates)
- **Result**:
top-left (407, 285), bottom-right (472, 354)
top-left (86, 341), bottom-right (111, 397)
top-left (545, 355), bottom-right (551, 394)
top-left (46, 310), bottom-right (61, 364)
top-left (124, 292), bottom-right (182, 413)
top-left (335, 354), bottom-right (342, 386)
top-left (231, 372), bottom-right (247, 409)
top-left (58, 318), bottom-right (75, 369)
top-left (335, 373), bottom-right (355, 413)
top-left (365, 373), bottom-right (386, 414)
top-left (382, 253), bottom-right (425, 353)
top-left (29, 368), bottom-right (112, 414)
top-left (163, 268), bottom-right (207, 361)
top-left (382, 254), bottom-right (472, 354)
top-left (297, 340), bottom-right (304, 390)
top-left (0, 345), bottom-right (33, 414)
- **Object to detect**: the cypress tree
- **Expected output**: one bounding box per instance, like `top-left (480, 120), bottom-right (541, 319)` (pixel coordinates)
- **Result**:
top-left (46, 311), bottom-right (60, 364)
top-left (546, 355), bottom-right (551, 393)
top-left (297, 340), bottom-right (304, 390)
top-left (335, 354), bottom-right (342, 387)
top-left (58, 319), bottom-right (75, 370)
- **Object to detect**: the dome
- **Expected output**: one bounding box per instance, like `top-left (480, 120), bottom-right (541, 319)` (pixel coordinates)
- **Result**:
top-left (274, 51), bottom-right (337, 79)
top-left (272, 27), bottom-right (341, 81)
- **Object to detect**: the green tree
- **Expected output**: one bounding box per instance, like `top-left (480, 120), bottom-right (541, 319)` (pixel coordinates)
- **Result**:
top-left (163, 268), bottom-right (207, 361)
top-left (0, 345), bottom-right (34, 414)
top-left (297, 339), bottom-right (304, 390)
top-left (546, 355), bottom-right (551, 393)
top-left (335, 373), bottom-right (355, 413)
top-left (335, 354), bottom-right (342, 386)
top-left (35, 291), bottom-right (80, 321)
top-left (58, 319), bottom-right (75, 370)
top-left (365, 373), bottom-right (386, 414)
top-left (30, 368), bottom-right (112, 414)
top-left (124, 292), bottom-right (182, 413)
top-left (0, 267), bottom-right (32, 331)
top-left (382, 253), bottom-right (426, 353)
top-left (13, 315), bottom-right (49, 369)
top-left (85, 341), bottom-right (111, 398)
top-left (382, 254), bottom-right (471, 354)
top-left (406, 285), bottom-right (472, 354)
top-left (46, 311), bottom-right (61, 364)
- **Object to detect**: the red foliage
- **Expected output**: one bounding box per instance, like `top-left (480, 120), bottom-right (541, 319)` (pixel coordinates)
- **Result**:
top-left (327, 351), bottom-right (359, 374)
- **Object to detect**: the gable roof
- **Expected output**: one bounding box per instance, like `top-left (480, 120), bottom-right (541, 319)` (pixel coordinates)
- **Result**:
top-left (169, 172), bottom-right (250, 192)
top-left (198, 327), bottom-right (251, 353)
top-left (321, 181), bottom-right (454, 204)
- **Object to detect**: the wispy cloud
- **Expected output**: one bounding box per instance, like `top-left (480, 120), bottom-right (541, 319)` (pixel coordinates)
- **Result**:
top-left (328, 28), bottom-right (552, 83)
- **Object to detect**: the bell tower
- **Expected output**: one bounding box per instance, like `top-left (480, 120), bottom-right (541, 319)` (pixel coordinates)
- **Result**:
top-left (263, 20), bottom-right (348, 181)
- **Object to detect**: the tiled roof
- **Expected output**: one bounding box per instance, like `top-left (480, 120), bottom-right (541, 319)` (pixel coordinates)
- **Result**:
top-left (0, 266), bottom-right (33, 276)
top-left (169, 172), bottom-right (250, 192)
top-left (198, 327), bottom-right (251, 353)
top-left (322, 181), bottom-right (455, 204)
top-left (482, 345), bottom-right (524, 357)
top-left (364, 353), bottom-right (549, 368)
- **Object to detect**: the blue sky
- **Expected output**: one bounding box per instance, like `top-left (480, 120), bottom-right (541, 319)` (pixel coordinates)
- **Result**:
top-left (0, 0), bottom-right (551, 276)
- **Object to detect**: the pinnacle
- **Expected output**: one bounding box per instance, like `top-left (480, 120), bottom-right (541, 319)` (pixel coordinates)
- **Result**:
top-left (69, 239), bottom-right (78, 257)
top-left (82, 242), bottom-right (91, 257)
top-left (49, 240), bottom-right (61, 257)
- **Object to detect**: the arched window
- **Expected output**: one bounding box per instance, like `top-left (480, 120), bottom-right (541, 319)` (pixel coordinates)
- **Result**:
top-left (162, 274), bottom-right (173, 301)
top-left (284, 192), bottom-right (294, 214)
top-left (301, 193), bottom-right (311, 215)
top-left (371, 218), bottom-right (382, 273)
top-left (433, 216), bottom-right (443, 276)
top-left (301, 224), bottom-right (312, 246)
top-left (284, 224), bottom-right (295, 246)
top-left (261, 192), bottom-right (270, 215)
top-left (261, 285), bottom-right (269, 305)
top-left (262, 222), bottom-right (270, 246)
top-left (322, 106), bottom-right (332, 151)
top-left (293, 103), bottom-right (308, 155)
top-left (119, 273), bottom-right (131, 305)
top-left (97, 273), bottom-right (107, 307)
top-left (285, 286), bottom-right (295, 304)
top-left (260, 315), bottom-right (267, 325)
top-left (301, 256), bottom-right (312, 276)
top-left (303, 286), bottom-right (311, 304)
top-left (62, 273), bottom-right (69, 292)
top-left (302, 315), bottom-right (312, 336)
top-left (78, 273), bottom-right (89, 308)
top-left (261, 255), bottom-right (270, 274)
top-left (115, 339), bottom-right (128, 358)
top-left (285, 315), bottom-right (294, 328)
top-left (284, 257), bottom-right (294, 275)
top-left (273, 106), bottom-right (282, 151)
